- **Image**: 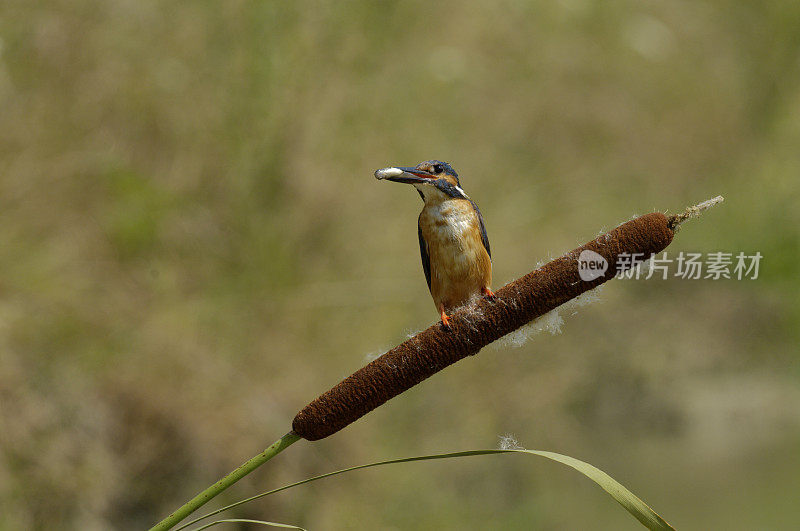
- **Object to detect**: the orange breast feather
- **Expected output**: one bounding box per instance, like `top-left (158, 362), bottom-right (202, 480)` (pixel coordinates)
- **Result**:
top-left (419, 199), bottom-right (491, 311)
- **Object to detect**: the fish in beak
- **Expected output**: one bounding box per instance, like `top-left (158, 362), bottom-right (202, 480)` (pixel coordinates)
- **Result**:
top-left (374, 166), bottom-right (436, 185)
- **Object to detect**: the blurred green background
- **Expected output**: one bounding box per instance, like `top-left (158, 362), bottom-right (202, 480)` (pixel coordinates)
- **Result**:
top-left (1, 1), bottom-right (799, 529)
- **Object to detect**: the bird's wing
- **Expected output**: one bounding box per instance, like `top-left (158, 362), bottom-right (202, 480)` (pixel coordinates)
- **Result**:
top-left (417, 217), bottom-right (432, 291)
top-left (470, 200), bottom-right (491, 258)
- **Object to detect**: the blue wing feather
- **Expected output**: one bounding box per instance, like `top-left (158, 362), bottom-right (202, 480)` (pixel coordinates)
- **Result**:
top-left (470, 200), bottom-right (491, 258)
top-left (417, 217), bottom-right (432, 291)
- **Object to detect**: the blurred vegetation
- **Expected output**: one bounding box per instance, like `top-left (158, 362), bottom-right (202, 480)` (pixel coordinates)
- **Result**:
top-left (0, 1), bottom-right (798, 529)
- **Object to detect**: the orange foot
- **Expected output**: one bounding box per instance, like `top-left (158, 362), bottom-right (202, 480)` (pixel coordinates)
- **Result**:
top-left (439, 305), bottom-right (452, 329)
top-left (481, 286), bottom-right (497, 300)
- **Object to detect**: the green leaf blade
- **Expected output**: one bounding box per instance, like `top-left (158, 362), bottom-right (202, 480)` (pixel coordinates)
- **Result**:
top-left (182, 448), bottom-right (674, 531)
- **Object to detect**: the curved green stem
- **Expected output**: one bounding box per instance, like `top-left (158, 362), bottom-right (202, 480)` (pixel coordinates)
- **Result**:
top-left (150, 431), bottom-right (301, 531)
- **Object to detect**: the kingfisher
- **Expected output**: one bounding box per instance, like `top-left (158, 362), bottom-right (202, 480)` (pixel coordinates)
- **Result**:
top-left (375, 160), bottom-right (494, 328)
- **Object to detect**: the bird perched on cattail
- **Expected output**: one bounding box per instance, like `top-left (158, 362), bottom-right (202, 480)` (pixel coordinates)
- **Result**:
top-left (375, 160), bottom-right (494, 328)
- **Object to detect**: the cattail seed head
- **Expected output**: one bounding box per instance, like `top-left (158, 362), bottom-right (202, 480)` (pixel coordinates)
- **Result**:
top-left (292, 212), bottom-right (674, 440)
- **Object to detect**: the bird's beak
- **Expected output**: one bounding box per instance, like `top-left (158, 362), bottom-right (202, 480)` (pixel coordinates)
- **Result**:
top-left (374, 166), bottom-right (435, 184)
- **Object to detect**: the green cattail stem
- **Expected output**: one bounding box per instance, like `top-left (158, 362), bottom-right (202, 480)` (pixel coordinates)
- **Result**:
top-left (149, 432), bottom-right (301, 531)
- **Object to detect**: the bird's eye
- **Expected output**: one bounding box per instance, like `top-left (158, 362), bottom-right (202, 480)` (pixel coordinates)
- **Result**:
top-left (432, 164), bottom-right (443, 174)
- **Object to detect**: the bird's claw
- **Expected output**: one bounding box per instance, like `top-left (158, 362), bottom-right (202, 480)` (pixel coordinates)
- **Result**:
top-left (439, 309), bottom-right (452, 330)
top-left (482, 287), bottom-right (497, 301)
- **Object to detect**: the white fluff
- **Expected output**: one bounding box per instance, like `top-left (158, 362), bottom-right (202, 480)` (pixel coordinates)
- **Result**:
top-left (498, 434), bottom-right (524, 450)
top-left (494, 286), bottom-right (604, 349)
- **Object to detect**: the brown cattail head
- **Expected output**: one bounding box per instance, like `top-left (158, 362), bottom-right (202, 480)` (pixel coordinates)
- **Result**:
top-left (292, 212), bottom-right (675, 440)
